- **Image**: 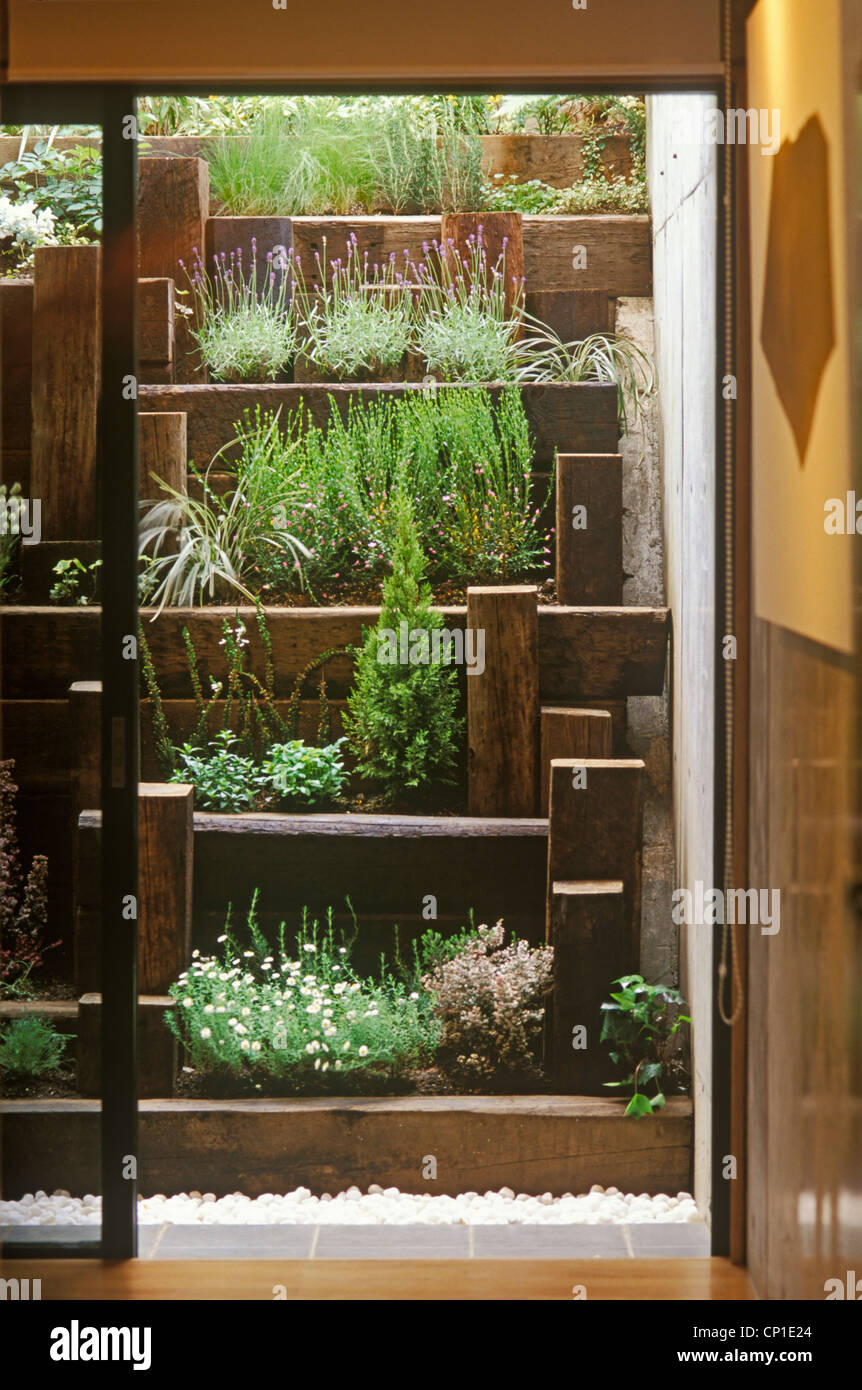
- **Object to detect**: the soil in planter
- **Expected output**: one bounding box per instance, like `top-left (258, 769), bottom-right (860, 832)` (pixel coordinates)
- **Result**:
top-left (209, 576), bottom-right (556, 608)
top-left (325, 783), bottom-right (467, 818)
top-left (0, 1064), bottom-right (77, 1100)
top-left (1, 973), bottom-right (78, 1003)
top-left (174, 1063), bottom-right (553, 1100)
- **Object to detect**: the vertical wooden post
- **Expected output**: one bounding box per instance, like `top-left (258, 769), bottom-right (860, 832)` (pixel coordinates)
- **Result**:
top-left (547, 758), bottom-right (645, 964)
top-left (78, 993), bottom-right (176, 1099)
top-left (30, 246), bottom-right (101, 539)
top-left (525, 288), bottom-right (611, 342)
top-left (70, 681), bottom-right (102, 998)
top-left (204, 215), bottom-right (294, 301)
top-left (546, 879), bottom-right (626, 1093)
top-left (138, 276), bottom-right (175, 382)
top-left (138, 411), bottom-right (187, 502)
top-left (0, 279), bottom-right (34, 492)
top-left (555, 453), bottom-right (623, 605)
top-left (138, 783), bottom-right (194, 994)
top-left (100, 88), bottom-right (140, 1259)
top-left (69, 680), bottom-right (102, 815)
top-left (440, 212), bottom-right (525, 320)
top-left (138, 157), bottom-right (209, 382)
top-left (540, 706), bottom-right (613, 813)
top-left (467, 585), bottom-right (539, 817)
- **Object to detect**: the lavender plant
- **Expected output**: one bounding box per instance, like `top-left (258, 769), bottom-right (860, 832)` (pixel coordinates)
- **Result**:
top-left (180, 239), bottom-right (299, 381)
top-left (294, 233), bottom-right (415, 379)
top-left (411, 227), bottom-right (525, 382)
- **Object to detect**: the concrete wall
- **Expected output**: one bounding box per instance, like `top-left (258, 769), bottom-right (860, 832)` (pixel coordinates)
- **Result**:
top-left (646, 94), bottom-right (718, 1218)
top-left (615, 296), bottom-right (674, 985)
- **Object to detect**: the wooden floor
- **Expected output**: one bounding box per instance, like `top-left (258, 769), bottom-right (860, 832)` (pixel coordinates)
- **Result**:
top-left (1, 1257), bottom-right (753, 1300)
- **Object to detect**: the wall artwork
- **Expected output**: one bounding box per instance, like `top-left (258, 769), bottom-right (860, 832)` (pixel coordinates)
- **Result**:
top-left (749, 0), bottom-right (854, 654)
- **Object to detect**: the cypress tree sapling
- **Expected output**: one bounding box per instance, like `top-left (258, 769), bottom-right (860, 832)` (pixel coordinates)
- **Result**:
top-left (344, 495), bottom-right (463, 797)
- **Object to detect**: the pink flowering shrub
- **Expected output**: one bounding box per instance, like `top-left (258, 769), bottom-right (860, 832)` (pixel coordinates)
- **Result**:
top-left (422, 922), bottom-right (553, 1090)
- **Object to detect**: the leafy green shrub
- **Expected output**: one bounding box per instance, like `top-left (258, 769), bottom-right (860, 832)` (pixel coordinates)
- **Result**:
top-left (420, 922), bottom-right (554, 1089)
top-left (0, 1015), bottom-right (68, 1076)
top-left (0, 141), bottom-right (102, 238)
top-left (170, 730), bottom-right (269, 812)
top-left (182, 241), bottom-right (299, 382)
top-left (481, 175), bottom-right (564, 214)
top-left (552, 174), bottom-right (649, 215)
top-left (167, 893), bottom-right (439, 1093)
top-left (262, 739), bottom-right (347, 806)
top-left (49, 555), bottom-right (102, 605)
top-left (600, 974), bottom-right (690, 1117)
top-left (344, 495), bottom-right (463, 798)
top-left (139, 608), bottom-right (343, 781)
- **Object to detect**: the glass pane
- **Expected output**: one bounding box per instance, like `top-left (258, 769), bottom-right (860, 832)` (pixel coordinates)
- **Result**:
top-left (126, 89), bottom-right (706, 1262)
top-left (0, 118), bottom-right (106, 1253)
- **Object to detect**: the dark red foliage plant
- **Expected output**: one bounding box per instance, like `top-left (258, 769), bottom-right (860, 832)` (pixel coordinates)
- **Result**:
top-left (0, 759), bottom-right (57, 991)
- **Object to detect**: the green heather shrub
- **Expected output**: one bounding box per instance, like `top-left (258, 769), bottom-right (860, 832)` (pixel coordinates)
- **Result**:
top-left (0, 1015), bottom-right (68, 1077)
top-left (421, 922), bottom-right (554, 1089)
top-left (343, 495), bottom-right (463, 798)
top-left (168, 893), bottom-right (440, 1093)
top-left (228, 388), bottom-right (545, 597)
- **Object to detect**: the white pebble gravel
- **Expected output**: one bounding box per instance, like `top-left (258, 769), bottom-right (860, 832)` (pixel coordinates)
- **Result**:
top-left (0, 1186), bottom-right (700, 1227)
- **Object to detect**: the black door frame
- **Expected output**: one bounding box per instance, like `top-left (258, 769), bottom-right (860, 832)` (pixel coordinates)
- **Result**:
top-left (0, 70), bottom-right (736, 1264)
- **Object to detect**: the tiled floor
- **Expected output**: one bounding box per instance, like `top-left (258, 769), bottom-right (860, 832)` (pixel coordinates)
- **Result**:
top-left (1, 1221), bottom-right (711, 1259)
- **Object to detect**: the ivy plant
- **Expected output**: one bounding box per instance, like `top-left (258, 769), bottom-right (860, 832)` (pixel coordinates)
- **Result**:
top-left (600, 973), bottom-right (690, 1118)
